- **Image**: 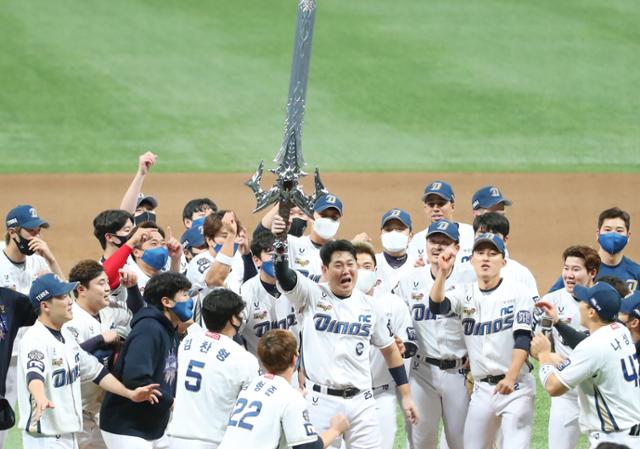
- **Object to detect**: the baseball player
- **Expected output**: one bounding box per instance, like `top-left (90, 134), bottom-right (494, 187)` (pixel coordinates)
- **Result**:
top-left (471, 186), bottom-right (512, 216)
top-left (119, 152), bottom-right (157, 222)
top-left (352, 241), bottom-right (416, 449)
top-left (18, 273), bottom-right (159, 449)
top-left (535, 246), bottom-right (600, 449)
top-left (374, 209), bottom-right (416, 293)
top-left (92, 209), bottom-right (135, 263)
top-left (240, 231), bottom-right (299, 356)
top-left (549, 207), bottom-right (640, 293)
top-left (395, 219), bottom-right (470, 449)
top-left (168, 288), bottom-right (260, 449)
top-left (180, 217), bottom-right (208, 264)
top-left (429, 233), bottom-right (536, 449)
top-left (271, 194), bottom-right (344, 279)
top-left (407, 181), bottom-right (474, 266)
top-left (619, 291), bottom-right (640, 355)
top-left (470, 213), bottom-right (539, 297)
top-left (218, 329), bottom-right (350, 449)
top-left (63, 260), bottom-right (136, 449)
top-left (254, 204), bottom-right (309, 239)
top-left (1, 204), bottom-right (64, 445)
top-left (532, 282), bottom-right (640, 448)
top-left (181, 198), bottom-right (217, 229)
top-left (99, 272), bottom-right (193, 449)
top-left (274, 239), bottom-right (418, 448)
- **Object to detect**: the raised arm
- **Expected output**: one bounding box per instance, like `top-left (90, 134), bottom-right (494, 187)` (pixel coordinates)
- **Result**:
top-left (120, 152), bottom-right (157, 213)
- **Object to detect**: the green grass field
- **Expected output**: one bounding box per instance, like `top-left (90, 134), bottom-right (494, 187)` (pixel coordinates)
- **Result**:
top-left (1, 0), bottom-right (639, 173)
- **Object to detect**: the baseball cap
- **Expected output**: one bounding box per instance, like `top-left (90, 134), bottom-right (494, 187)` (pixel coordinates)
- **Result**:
top-left (422, 181), bottom-right (455, 202)
top-left (620, 291), bottom-right (640, 317)
top-left (426, 219), bottom-right (460, 243)
top-left (381, 209), bottom-right (412, 230)
top-left (472, 232), bottom-right (506, 256)
top-left (573, 282), bottom-right (622, 321)
top-left (181, 217), bottom-right (206, 250)
top-left (5, 205), bottom-right (49, 230)
top-left (314, 194), bottom-right (343, 215)
top-left (29, 273), bottom-right (78, 309)
top-left (136, 193), bottom-right (158, 210)
top-left (471, 186), bottom-right (512, 210)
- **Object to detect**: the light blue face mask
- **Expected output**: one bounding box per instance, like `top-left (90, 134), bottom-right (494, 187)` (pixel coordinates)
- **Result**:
top-left (141, 246), bottom-right (169, 270)
top-left (172, 297), bottom-right (194, 322)
top-left (598, 232), bottom-right (628, 255)
top-left (214, 243), bottom-right (239, 255)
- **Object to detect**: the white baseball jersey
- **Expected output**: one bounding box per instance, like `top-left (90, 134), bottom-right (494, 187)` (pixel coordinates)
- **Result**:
top-left (395, 265), bottom-right (469, 360)
top-left (0, 251), bottom-right (49, 294)
top-left (126, 261), bottom-right (152, 293)
top-left (555, 323), bottom-right (640, 433)
top-left (62, 302), bottom-right (132, 415)
top-left (186, 251), bottom-right (243, 296)
top-left (218, 373), bottom-right (319, 449)
top-left (443, 278), bottom-right (535, 379)
top-left (374, 252), bottom-right (416, 294)
top-left (287, 235), bottom-right (323, 278)
top-left (369, 290), bottom-right (414, 388)
top-left (540, 288), bottom-right (585, 360)
top-left (501, 258), bottom-right (539, 298)
top-left (240, 275), bottom-right (300, 356)
top-left (278, 273), bottom-right (394, 390)
top-left (408, 222), bottom-right (474, 265)
top-left (17, 320), bottom-right (104, 435)
top-left (168, 330), bottom-right (259, 444)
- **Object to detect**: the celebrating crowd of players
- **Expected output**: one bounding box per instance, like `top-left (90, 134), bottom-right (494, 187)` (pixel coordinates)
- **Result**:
top-left (1, 152), bottom-right (639, 449)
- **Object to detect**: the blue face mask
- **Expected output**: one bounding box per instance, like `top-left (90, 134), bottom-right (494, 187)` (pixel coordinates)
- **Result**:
top-left (141, 246), bottom-right (169, 270)
top-left (214, 243), bottom-right (239, 255)
top-left (598, 232), bottom-right (628, 255)
top-left (261, 260), bottom-right (276, 277)
top-left (172, 297), bottom-right (194, 322)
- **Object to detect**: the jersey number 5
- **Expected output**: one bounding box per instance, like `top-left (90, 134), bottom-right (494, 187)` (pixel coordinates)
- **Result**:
top-left (185, 360), bottom-right (206, 392)
top-left (228, 399), bottom-right (263, 430)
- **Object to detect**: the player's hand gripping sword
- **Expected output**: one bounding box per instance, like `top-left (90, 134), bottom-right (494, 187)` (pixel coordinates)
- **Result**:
top-left (245, 0), bottom-right (327, 245)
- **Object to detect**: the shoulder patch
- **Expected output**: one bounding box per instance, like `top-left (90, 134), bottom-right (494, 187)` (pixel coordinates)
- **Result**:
top-left (517, 311), bottom-right (532, 325)
top-left (28, 350), bottom-right (45, 361)
top-left (557, 358), bottom-right (571, 371)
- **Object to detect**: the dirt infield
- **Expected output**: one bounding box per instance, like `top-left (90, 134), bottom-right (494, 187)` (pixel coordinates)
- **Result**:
top-left (1, 172), bottom-right (638, 291)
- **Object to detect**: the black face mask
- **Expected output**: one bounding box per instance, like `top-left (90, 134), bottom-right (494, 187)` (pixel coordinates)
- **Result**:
top-left (13, 234), bottom-right (35, 256)
top-left (134, 212), bottom-right (156, 225)
top-left (112, 233), bottom-right (130, 247)
top-left (288, 217), bottom-right (308, 237)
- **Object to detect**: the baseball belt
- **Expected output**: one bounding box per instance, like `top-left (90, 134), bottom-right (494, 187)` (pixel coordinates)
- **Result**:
top-left (423, 356), bottom-right (466, 370)
top-left (479, 374), bottom-right (506, 385)
top-left (311, 383), bottom-right (361, 398)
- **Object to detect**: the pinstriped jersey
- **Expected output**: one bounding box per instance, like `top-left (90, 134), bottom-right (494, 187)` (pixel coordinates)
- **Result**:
top-left (555, 323), bottom-right (640, 433)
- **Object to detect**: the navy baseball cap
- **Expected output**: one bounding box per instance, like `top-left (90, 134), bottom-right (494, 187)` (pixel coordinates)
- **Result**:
top-left (381, 209), bottom-right (412, 230)
top-left (181, 217), bottom-right (206, 250)
top-left (422, 181), bottom-right (455, 202)
top-left (136, 193), bottom-right (158, 210)
top-left (472, 232), bottom-right (506, 255)
top-left (314, 194), bottom-right (343, 215)
top-left (426, 219), bottom-right (460, 243)
top-left (29, 273), bottom-right (78, 309)
top-left (471, 186), bottom-right (512, 210)
top-left (5, 205), bottom-right (49, 230)
top-left (573, 282), bottom-right (622, 321)
top-left (620, 291), bottom-right (640, 316)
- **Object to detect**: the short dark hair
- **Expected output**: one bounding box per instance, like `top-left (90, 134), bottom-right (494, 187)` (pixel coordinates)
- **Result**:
top-left (562, 246), bottom-right (601, 276)
top-left (130, 222), bottom-right (165, 249)
top-left (93, 210), bottom-right (134, 249)
top-left (473, 212), bottom-right (510, 237)
top-left (251, 231), bottom-right (275, 257)
top-left (203, 210), bottom-right (242, 240)
top-left (598, 207), bottom-right (631, 231)
top-left (319, 240), bottom-right (357, 267)
top-left (182, 198), bottom-right (217, 221)
top-left (143, 272), bottom-right (191, 311)
top-left (257, 329), bottom-right (298, 374)
top-left (598, 275), bottom-right (630, 298)
top-left (201, 289), bottom-right (245, 332)
top-left (69, 260), bottom-right (105, 298)
top-left (594, 443), bottom-right (631, 449)
top-left (351, 241), bottom-right (377, 267)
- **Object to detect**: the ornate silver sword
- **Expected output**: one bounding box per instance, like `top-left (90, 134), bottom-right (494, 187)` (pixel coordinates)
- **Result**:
top-left (245, 0), bottom-right (327, 240)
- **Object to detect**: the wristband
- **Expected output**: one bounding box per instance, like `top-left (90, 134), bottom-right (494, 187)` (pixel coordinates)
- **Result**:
top-left (389, 365), bottom-right (408, 386)
top-left (215, 252), bottom-right (234, 266)
top-left (539, 364), bottom-right (556, 387)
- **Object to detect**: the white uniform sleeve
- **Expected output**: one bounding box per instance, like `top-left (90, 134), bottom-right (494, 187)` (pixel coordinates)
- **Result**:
top-left (555, 339), bottom-right (599, 389)
top-left (187, 257), bottom-right (212, 292)
top-left (391, 295), bottom-right (414, 343)
top-left (277, 271), bottom-right (315, 311)
top-left (282, 395), bottom-right (318, 446)
top-left (240, 353), bottom-right (260, 386)
top-left (513, 291), bottom-right (534, 334)
top-left (370, 299), bottom-right (394, 349)
top-left (444, 284), bottom-right (467, 316)
top-left (20, 337), bottom-right (48, 381)
top-left (78, 347), bottom-right (105, 383)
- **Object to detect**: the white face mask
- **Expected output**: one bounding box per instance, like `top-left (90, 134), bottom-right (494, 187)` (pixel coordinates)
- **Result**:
top-left (381, 231), bottom-right (409, 253)
top-left (356, 269), bottom-right (377, 293)
top-left (314, 217), bottom-right (340, 240)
